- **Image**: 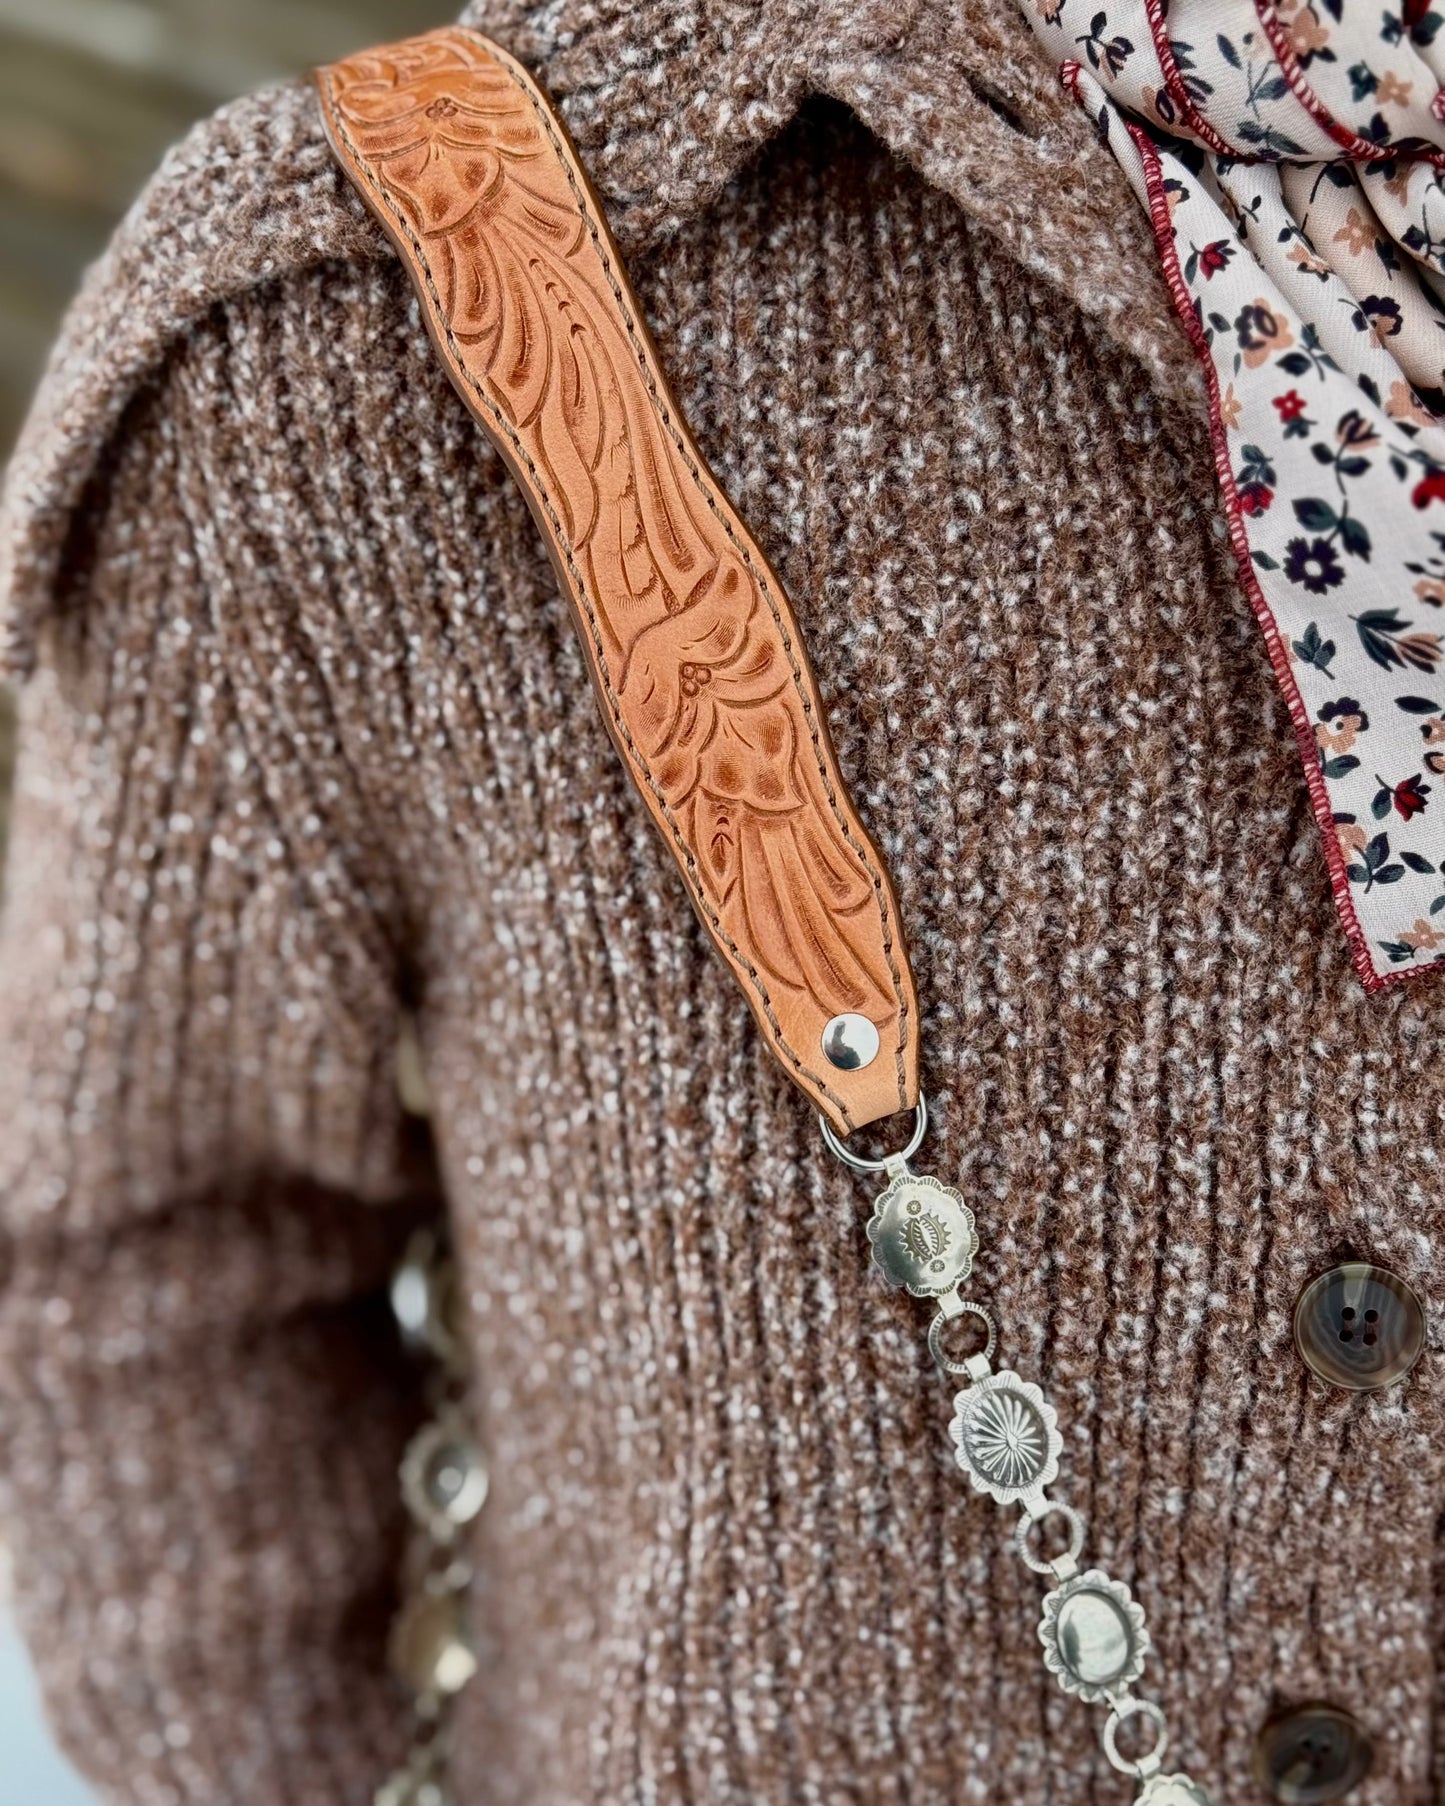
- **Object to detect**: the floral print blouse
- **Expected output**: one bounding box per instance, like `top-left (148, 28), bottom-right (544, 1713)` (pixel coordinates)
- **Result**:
top-left (1023, 0), bottom-right (1445, 986)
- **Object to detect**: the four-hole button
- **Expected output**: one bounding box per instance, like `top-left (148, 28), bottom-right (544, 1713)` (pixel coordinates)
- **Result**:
top-left (1253, 1702), bottom-right (1373, 1803)
top-left (1292, 1262), bottom-right (1425, 1393)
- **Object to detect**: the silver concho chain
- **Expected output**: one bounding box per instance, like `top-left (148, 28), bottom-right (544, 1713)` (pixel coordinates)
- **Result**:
top-left (376, 1228), bottom-right (490, 1806)
top-left (821, 1099), bottom-right (1213, 1806)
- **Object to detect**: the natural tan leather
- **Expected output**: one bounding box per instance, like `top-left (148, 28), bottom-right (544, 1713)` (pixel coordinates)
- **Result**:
top-left (316, 27), bottom-right (919, 1132)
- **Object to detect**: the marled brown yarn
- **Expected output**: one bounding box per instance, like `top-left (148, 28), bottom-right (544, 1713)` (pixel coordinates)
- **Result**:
top-left (1, 3), bottom-right (1444, 1804)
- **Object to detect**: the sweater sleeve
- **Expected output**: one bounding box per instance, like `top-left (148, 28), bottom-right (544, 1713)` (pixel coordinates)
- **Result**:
top-left (0, 311), bottom-right (434, 1802)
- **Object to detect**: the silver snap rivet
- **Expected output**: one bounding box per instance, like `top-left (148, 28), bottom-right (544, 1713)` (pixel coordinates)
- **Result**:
top-left (821, 1013), bottom-right (881, 1071)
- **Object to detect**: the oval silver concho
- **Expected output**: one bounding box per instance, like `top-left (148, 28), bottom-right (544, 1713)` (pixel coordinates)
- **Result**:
top-left (1137, 1778), bottom-right (1213, 1806)
top-left (865, 1172), bottom-right (978, 1298)
top-left (948, 1370), bottom-right (1062, 1506)
top-left (1038, 1569), bottom-right (1150, 1703)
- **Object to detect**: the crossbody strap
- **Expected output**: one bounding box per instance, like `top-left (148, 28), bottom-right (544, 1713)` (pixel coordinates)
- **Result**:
top-left (316, 27), bottom-right (919, 1133)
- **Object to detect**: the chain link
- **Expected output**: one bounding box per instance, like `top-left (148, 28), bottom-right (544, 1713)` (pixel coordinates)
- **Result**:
top-left (376, 1231), bottom-right (486, 1806)
top-left (377, 1134), bottom-right (1214, 1805)
top-left (825, 1116), bottom-right (1214, 1806)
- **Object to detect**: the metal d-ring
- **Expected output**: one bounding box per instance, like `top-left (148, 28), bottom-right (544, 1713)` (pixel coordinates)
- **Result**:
top-left (818, 1097), bottom-right (929, 1173)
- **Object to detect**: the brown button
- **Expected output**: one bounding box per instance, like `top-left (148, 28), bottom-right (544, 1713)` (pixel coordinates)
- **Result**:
top-left (1253, 1702), bottom-right (1373, 1803)
top-left (1292, 1262), bottom-right (1425, 1392)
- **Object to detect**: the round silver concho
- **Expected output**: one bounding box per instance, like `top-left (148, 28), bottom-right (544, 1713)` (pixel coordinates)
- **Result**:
top-left (1137, 1777), bottom-right (1213, 1806)
top-left (1037, 1568), bottom-right (1151, 1704)
top-left (401, 1415), bottom-right (490, 1542)
top-left (865, 1172), bottom-right (978, 1298)
top-left (948, 1370), bottom-right (1062, 1506)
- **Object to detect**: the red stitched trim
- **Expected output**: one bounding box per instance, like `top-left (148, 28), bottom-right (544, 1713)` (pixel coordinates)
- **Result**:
top-left (1121, 115), bottom-right (1425, 993)
top-left (1253, 0), bottom-right (1445, 169)
top-left (1141, 0), bottom-right (1237, 157)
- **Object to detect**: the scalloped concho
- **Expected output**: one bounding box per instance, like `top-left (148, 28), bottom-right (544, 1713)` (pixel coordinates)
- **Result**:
top-left (316, 28), bottom-right (919, 1135)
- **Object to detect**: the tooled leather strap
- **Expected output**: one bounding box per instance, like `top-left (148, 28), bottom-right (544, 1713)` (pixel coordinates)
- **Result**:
top-left (316, 27), bottom-right (919, 1133)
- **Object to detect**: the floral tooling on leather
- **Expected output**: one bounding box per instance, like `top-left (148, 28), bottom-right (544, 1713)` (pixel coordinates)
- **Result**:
top-left (1024, 0), bottom-right (1445, 989)
top-left (316, 29), bottom-right (919, 1129)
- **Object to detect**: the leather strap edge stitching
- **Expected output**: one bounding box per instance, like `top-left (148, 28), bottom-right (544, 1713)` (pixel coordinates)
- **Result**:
top-left (319, 43), bottom-right (913, 1126)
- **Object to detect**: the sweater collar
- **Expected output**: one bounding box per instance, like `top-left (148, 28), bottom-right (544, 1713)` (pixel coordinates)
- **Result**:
top-left (2, 0), bottom-right (1199, 691)
top-left (459, 0), bottom-right (1199, 401)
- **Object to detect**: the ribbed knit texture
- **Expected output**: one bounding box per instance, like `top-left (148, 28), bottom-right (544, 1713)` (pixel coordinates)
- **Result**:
top-left (1, 5), bottom-right (1443, 1804)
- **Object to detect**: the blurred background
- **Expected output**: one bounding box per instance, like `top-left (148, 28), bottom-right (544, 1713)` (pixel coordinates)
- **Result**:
top-left (1, 0), bottom-right (459, 453)
top-left (0, 5), bottom-right (452, 1798)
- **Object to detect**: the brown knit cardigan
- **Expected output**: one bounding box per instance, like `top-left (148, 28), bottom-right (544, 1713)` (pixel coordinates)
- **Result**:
top-left (0, 1), bottom-right (1439, 1802)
